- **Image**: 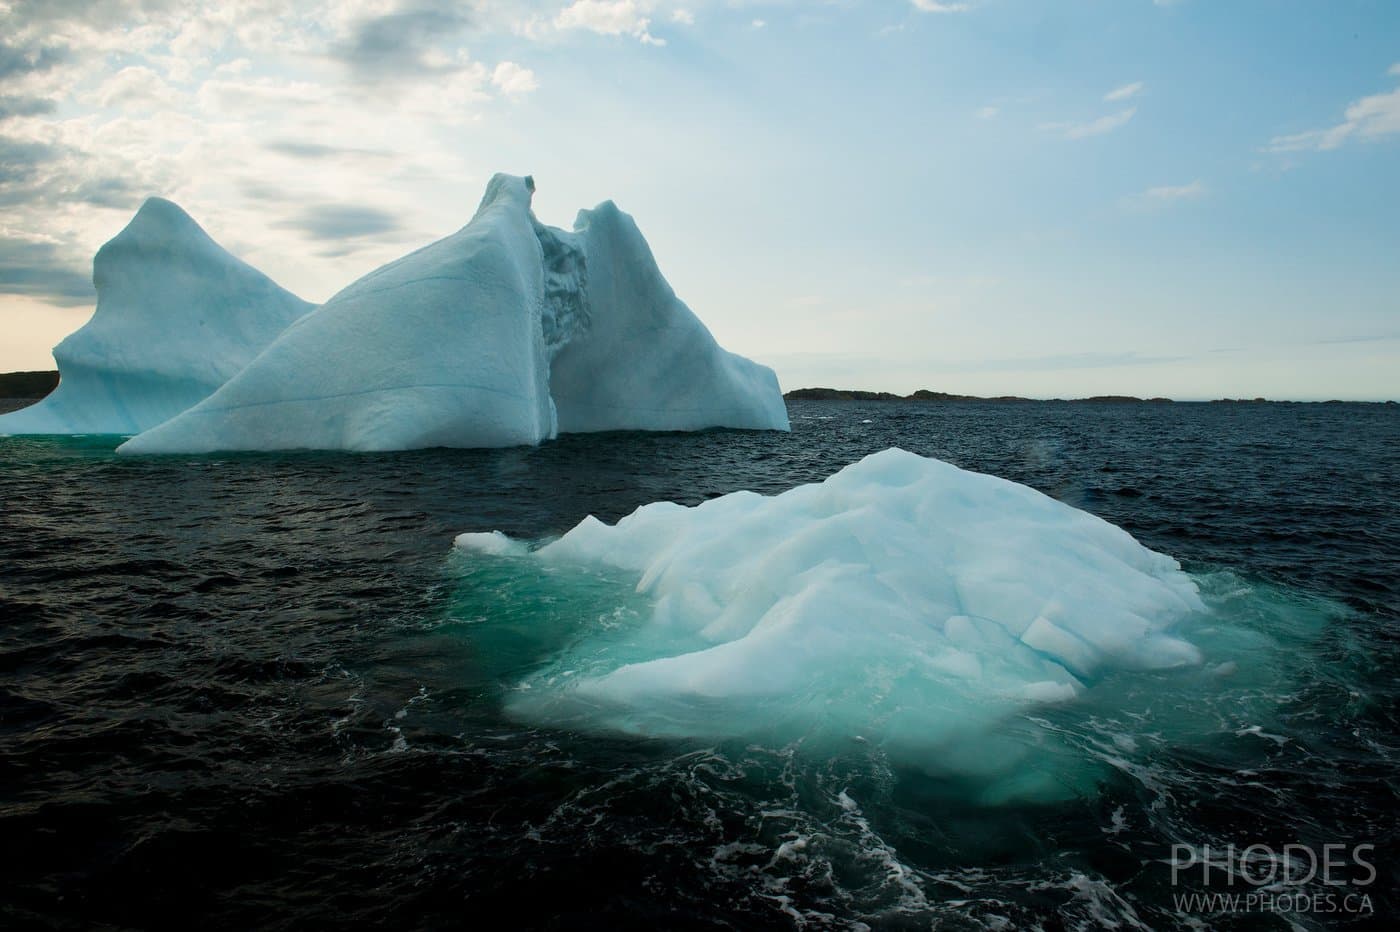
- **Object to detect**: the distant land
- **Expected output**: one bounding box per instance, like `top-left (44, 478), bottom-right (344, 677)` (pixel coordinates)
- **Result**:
top-left (0, 370), bottom-right (60, 399)
top-left (785, 387), bottom-right (1396, 405)
top-left (0, 371), bottom-right (1392, 406)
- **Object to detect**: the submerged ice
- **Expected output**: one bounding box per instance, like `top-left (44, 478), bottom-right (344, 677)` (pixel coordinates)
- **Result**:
top-left (2, 173), bottom-right (787, 450)
top-left (455, 448), bottom-right (1217, 799)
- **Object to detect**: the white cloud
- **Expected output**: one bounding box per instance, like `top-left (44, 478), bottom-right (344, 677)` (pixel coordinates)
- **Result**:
top-left (1104, 81), bottom-right (1144, 102)
top-left (751, 19), bottom-right (765, 29)
top-left (976, 105), bottom-right (998, 120)
top-left (0, 1), bottom-right (513, 319)
top-left (1120, 180), bottom-right (1207, 210)
top-left (1267, 67), bottom-right (1400, 152)
top-left (1142, 180), bottom-right (1205, 200)
top-left (910, 0), bottom-right (971, 11)
top-left (90, 65), bottom-right (182, 111)
top-left (213, 57), bottom-right (253, 76)
top-left (555, 0), bottom-right (665, 45)
top-left (671, 9), bottom-right (694, 26)
top-left (490, 61), bottom-right (537, 98)
top-left (195, 76), bottom-right (332, 118)
top-left (1042, 107), bottom-right (1136, 139)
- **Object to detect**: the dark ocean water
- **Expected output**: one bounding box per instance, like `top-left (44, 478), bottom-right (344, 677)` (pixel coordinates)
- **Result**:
top-left (1, 399), bottom-right (1396, 930)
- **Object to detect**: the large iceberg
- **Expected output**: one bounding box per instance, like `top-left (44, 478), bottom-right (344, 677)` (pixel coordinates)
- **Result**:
top-left (456, 448), bottom-right (1208, 797)
top-left (116, 174), bottom-right (786, 453)
top-left (0, 199), bottom-right (314, 435)
top-left (122, 175), bottom-right (558, 452)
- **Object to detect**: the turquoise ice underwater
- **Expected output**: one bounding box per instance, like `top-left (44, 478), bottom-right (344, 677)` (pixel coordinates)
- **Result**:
top-left (449, 448), bottom-right (1349, 807)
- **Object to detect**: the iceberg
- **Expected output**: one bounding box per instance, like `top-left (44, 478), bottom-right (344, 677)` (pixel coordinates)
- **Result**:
top-left (548, 200), bottom-right (789, 433)
top-left (122, 175), bottom-right (558, 453)
top-left (0, 198), bottom-right (314, 435)
top-left (455, 449), bottom-right (1208, 796)
top-left (116, 174), bottom-right (787, 453)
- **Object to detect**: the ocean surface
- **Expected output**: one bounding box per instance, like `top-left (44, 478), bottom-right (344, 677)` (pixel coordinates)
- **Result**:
top-left (1, 399), bottom-right (1396, 930)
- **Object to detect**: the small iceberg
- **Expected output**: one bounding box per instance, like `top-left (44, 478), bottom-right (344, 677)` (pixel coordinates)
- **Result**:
top-left (454, 448), bottom-right (1222, 800)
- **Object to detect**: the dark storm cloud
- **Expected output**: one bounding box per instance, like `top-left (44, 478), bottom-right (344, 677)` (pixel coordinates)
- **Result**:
top-left (0, 40), bottom-right (71, 81)
top-left (0, 95), bottom-right (57, 120)
top-left (67, 176), bottom-right (144, 210)
top-left (330, 1), bottom-right (473, 79)
top-left (274, 204), bottom-right (403, 240)
top-left (0, 135), bottom-right (140, 305)
top-left (2, 0), bottom-right (177, 30)
top-left (238, 180), bottom-right (287, 203)
top-left (0, 135), bottom-right (144, 210)
top-left (0, 136), bottom-right (60, 184)
top-left (0, 237), bottom-right (94, 305)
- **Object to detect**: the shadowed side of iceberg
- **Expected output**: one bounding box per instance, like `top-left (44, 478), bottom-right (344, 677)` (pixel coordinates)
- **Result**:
top-left (548, 201), bottom-right (790, 434)
top-left (0, 198), bottom-right (315, 436)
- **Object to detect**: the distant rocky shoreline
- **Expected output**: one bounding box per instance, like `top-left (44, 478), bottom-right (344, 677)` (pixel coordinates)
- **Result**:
top-left (784, 387), bottom-right (1395, 405)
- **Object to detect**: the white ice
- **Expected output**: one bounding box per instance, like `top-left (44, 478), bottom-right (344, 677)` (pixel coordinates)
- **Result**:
top-left (0, 198), bottom-right (314, 435)
top-left (457, 448), bottom-right (1208, 795)
top-left (115, 174), bottom-right (787, 453)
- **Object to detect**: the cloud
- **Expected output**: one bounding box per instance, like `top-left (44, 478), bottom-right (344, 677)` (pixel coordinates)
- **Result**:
top-left (910, 1), bottom-right (970, 11)
top-left (0, 95), bottom-right (56, 120)
top-left (0, 1), bottom-right (505, 320)
top-left (196, 76), bottom-right (332, 116)
top-left (66, 176), bottom-right (145, 209)
top-left (263, 141), bottom-right (391, 160)
top-left (0, 0), bottom-right (178, 30)
top-left (0, 235), bottom-right (94, 305)
top-left (1041, 107), bottom-right (1136, 139)
top-left (976, 105), bottom-right (999, 120)
top-left (0, 136), bottom-right (60, 185)
top-left (1267, 67), bottom-right (1400, 152)
top-left (330, 1), bottom-right (475, 80)
top-left (671, 9), bottom-right (695, 26)
top-left (91, 65), bottom-right (182, 110)
top-left (555, 1), bottom-right (665, 46)
top-left (273, 203), bottom-right (403, 240)
top-left (0, 40), bottom-right (71, 81)
top-left (490, 61), bottom-right (538, 98)
top-left (1141, 180), bottom-right (1206, 200)
top-left (0, 134), bottom-right (147, 210)
top-left (1104, 81), bottom-right (1144, 102)
top-left (1122, 180), bottom-right (1207, 209)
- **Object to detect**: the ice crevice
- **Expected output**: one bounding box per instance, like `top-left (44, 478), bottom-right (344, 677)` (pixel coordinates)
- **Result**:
top-left (532, 205), bottom-right (592, 359)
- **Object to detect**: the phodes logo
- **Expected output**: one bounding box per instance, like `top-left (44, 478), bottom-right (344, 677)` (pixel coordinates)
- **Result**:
top-left (1169, 842), bottom-right (1376, 916)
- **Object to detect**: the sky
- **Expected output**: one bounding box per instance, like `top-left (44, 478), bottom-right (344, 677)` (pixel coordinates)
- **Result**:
top-left (0, 0), bottom-right (1397, 401)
